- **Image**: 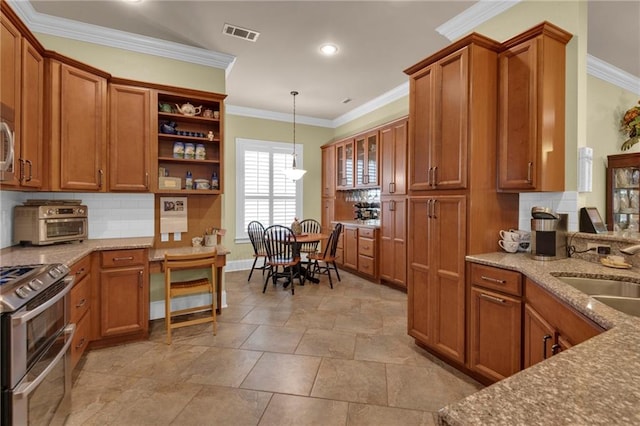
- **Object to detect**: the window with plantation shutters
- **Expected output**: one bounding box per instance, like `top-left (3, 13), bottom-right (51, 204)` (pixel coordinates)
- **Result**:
top-left (236, 138), bottom-right (303, 242)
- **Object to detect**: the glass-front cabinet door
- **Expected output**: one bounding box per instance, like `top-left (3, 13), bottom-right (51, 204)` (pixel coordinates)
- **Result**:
top-left (607, 153), bottom-right (640, 232)
top-left (336, 139), bottom-right (354, 189)
top-left (355, 131), bottom-right (378, 187)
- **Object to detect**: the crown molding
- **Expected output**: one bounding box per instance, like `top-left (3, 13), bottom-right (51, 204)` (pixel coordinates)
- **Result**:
top-left (226, 105), bottom-right (334, 128)
top-left (7, 0), bottom-right (235, 70)
top-left (436, 0), bottom-right (521, 41)
top-left (587, 55), bottom-right (640, 95)
top-left (332, 82), bottom-right (409, 128)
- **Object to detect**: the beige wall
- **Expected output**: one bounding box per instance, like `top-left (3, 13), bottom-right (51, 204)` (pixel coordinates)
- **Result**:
top-left (333, 96), bottom-right (409, 141)
top-left (224, 115), bottom-right (334, 261)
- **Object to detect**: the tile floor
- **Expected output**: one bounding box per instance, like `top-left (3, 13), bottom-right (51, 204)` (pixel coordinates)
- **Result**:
top-left (66, 269), bottom-right (483, 425)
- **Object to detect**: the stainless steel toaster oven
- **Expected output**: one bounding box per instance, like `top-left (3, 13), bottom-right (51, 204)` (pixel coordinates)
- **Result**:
top-left (13, 201), bottom-right (88, 246)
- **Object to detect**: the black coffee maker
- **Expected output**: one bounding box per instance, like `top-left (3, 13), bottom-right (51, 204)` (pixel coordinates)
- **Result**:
top-left (530, 207), bottom-right (568, 260)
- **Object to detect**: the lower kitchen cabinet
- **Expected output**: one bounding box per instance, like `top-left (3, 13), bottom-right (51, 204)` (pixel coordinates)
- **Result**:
top-left (468, 263), bottom-right (522, 383)
top-left (343, 225), bottom-right (359, 270)
top-left (357, 227), bottom-right (377, 278)
top-left (69, 255), bottom-right (91, 369)
top-left (379, 197), bottom-right (406, 288)
top-left (91, 248), bottom-right (149, 347)
top-left (523, 278), bottom-right (604, 368)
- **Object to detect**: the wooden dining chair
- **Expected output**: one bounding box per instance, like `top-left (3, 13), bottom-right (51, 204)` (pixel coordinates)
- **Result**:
top-left (163, 251), bottom-right (217, 344)
top-left (263, 225), bottom-right (303, 295)
top-left (299, 219), bottom-right (322, 255)
top-left (308, 223), bottom-right (342, 288)
top-left (247, 221), bottom-right (268, 281)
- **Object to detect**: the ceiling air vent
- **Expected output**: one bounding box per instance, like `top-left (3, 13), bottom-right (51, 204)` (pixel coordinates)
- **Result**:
top-left (223, 23), bottom-right (260, 42)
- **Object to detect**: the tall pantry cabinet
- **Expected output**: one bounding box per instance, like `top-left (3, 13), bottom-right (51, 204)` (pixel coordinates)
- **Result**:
top-left (404, 34), bottom-right (519, 365)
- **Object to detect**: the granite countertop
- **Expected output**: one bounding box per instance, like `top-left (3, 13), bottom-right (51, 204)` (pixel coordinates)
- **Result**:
top-left (333, 219), bottom-right (381, 229)
top-left (0, 237), bottom-right (154, 267)
top-left (438, 252), bottom-right (640, 425)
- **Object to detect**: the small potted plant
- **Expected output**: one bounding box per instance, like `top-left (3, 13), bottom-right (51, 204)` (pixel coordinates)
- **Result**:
top-left (620, 100), bottom-right (640, 150)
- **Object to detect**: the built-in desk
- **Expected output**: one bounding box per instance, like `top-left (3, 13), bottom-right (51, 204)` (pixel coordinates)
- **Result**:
top-left (149, 245), bottom-right (229, 315)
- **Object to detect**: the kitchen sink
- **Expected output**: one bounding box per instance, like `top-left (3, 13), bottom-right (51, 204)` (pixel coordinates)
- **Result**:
top-left (555, 276), bottom-right (640, 317)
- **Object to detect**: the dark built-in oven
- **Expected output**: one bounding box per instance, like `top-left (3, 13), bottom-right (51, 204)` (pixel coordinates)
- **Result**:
top-left (1, 264), bottom-right (74, 425)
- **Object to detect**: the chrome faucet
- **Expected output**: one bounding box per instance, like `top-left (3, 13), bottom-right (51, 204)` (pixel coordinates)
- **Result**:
top-left (620, 244), bottom-right (640, 255)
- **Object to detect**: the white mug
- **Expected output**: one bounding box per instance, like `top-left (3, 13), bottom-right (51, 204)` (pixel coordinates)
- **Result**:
top-left (499, 230), bottom-right (520, 242)
top-left (499, 239), bottom-right (519, 253)
top-left (509, 229), bottom-right (531, 242)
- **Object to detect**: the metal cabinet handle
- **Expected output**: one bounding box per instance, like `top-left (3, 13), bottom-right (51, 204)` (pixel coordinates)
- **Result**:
top-left (18, 159), bottom-right (25, 183)
top-left (479, 293), bottom-right (506, 304)
top-left (76, 298), bottom-right (87, 308)
top-left (480, 275), bottom-right (506, 284)
top-left (551, 343), bottom-right (561, 355)
top-left (527, 162), bottom-right (533, 184)
top-left (113, 256), bottom-right (134, 262)
top-left (75, 268), bottom-right (85, 275)
top-left (542, 334), bottom-right (552, 359)
top-left (390, 200), bottom-right (395, 211)
top-left (431, 199), bottom-right (437, 219)
top-left (25, 159), bottom-right (33, 182)
top-left (145, 172), bottom-right (149, 189)
top-left (98, 169), bottom-right (104, 189)
top-left (139, 270), bottom-right (143, 288)
top-left (75, 337), bottom-right (86, 350)
top-left (432, 166), bottom-right (438, 188)
top-left (427, 167), bottom-right (433, 186)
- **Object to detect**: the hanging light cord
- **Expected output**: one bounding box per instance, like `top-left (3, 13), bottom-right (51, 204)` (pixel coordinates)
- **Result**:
top-left (291, 90), bottom-right (298, 158)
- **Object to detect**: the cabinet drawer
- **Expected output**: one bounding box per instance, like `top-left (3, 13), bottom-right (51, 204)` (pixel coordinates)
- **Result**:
top-left (470, 263), bottom-right (522, 296)
top-left (71, 309), bottom-right (91, 369)
top-left (358, 237), bottom-right (376, 257)
top-left (69, 255), bottom-right (90, 283)
top-left (101, 249), bottom-right (146, 268)
top-left (359, 227), bottom-right (375, 238)
top-left (358, 255), bottom-right (375, 276)
top-left (70, 274), bottom-right (90, 324)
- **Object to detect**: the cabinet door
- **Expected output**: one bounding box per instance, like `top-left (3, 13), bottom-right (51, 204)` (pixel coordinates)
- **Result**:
top-left (109, 84), bottom-right (151, 191)
top-left (408, 66), bottom-right (435, 192)
top-left (380, 119), bottom-right (408, 196)
top-left (523, 303), bottom-right (555, 369)
top-left (432, 48), bottom-right (468, 190)
top-left (355, 131), bottom-right (378, 187)
top-left (379, 197), bottom-right (406, 288)
top-left (498, 39), bottom-right (538, 190)
top-left (430, 196), bottom-right (466, 363)
top-left (469, 286), bottom-right (522, 382)
top-left (336, 140), bottom-right (354, 189)
top-left (321, 197), bottom-right (334, 234)
top-left (343, 226), bottom-right (358, 270)
top-left (407, 197), bottom-right (432, 343)
top-left (606, 153), bottom-right (640, 232)
top-left (20, 39), bottom-right (44, 188)
top-left (321, 145), bottom-right (335, 197)
top-left (100, 266), bottom-right (146, 337)
top-left (0, 11), bottom-right (21, 186)
top-left (59, 64), bottom-right (107, 190)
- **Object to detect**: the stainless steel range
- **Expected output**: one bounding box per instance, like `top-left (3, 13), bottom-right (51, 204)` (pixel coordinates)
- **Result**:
top-left (0, 263), bottom-right (75, 425)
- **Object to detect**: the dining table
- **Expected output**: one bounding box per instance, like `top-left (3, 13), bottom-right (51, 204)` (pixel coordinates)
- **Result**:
top-left (289, 232), bottom-right (329, 285)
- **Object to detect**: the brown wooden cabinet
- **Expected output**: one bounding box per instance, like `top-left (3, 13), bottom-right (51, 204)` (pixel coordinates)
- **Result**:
top-left (155, 90), bottom-right (225, 194)
top-left (605, 152), bottom-right (640, 232)
top-left (336, 139), bottom-right (354, 189)
top-left (322, 145), bottom-right (335, 198)
top-left (321, 197), bottom-right (335, 234)
top-left (93, 249), bottom-right (149, 346)
top-left (408, 195), bottom-right (466, 363)
top-left (379, 197), bottom-right (406, 288)
top-left (523, 278), bottom-right (604, 369)
top-left (343, 225), bottom-right (358, 270)
top-left (357, 227), bottom-right (377, 278)
top-left (355, 130), bottom-right (378, 187)
top-left (497, 22), bottom-right (572, 192)
top-left (380, 118), bottom-right (408, 196)
top-left (407, 46), bottom-right (470, 192)
top-left (69, 255), bottom-right (91, 369)
top-left (109, 82), bottom-right (152, 191)
top-left (1, 7), bottom-right (45, 189)
top-left (468, 263), bottom-right (522, 383)
top-left (48, 58), bottom-right (108, 191)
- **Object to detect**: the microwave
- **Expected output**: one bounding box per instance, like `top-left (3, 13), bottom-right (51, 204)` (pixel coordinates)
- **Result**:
top-left (14, 203), bottom-right (88, 246)
top-left (0, 102), bottom-right (16, 182)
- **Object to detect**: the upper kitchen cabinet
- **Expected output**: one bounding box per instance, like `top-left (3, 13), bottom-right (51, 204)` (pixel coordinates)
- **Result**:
top-left (497, 22), bottom-right (572, 192)
top-left (606, 152), bottom-right (640, 232)
top-left (322, 145), bottom-right (335, 197)
top-left (336, 138), bottom-right (354, 189)
top-left (380, 118), bottom-right (408, 196)
top-left (109, 80), bottom-right (152, 192)
top-left (47, 56), bottom-right (109, 191)
top-left (1, 5), bottom-right (45, 188)
top-left (355, 130), bottom-right (378, 187)
top-left (155, 88), bottom-right (225, 194)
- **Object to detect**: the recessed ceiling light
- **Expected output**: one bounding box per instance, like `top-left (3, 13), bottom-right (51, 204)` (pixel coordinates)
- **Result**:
top-left (320, 43), bottom-right (338, 56)
top-left (123, 0), bottom-right (143, 3)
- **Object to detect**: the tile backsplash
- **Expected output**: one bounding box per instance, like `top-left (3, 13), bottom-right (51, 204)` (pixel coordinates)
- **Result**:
top-left (0, 191), bottom-right (154, 249)
top-left (518, 191), bottom-right (579, 232)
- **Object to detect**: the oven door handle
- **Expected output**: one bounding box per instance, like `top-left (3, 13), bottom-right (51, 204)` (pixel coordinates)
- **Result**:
top-left (12, 276), bottom-right (74, 325)
top-left (14, 323), bottom-right (75, 399)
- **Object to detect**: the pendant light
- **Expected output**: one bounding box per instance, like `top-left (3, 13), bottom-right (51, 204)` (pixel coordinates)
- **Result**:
top-left (282, 90), bottom-right (307, 181)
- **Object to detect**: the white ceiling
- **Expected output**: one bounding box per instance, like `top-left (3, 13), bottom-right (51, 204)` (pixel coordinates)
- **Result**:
top-left (21, 0), bottom-right (640, 122)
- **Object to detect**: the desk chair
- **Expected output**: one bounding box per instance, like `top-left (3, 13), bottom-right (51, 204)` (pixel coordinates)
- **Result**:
top-left (308, 223), bottom-right (343, 288)
top-left (164, 251), bottom-right (217, 344)
top-left (263, 225), bottom-right (303, 295)
top-left (247, 221), bottom-right (268, 281)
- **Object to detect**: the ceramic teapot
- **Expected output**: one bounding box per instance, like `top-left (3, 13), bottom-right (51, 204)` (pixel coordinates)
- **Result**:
top-left (158, 102), bottom-right (173, 113)
top-left (175, 102), bottom-right (202, 116)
